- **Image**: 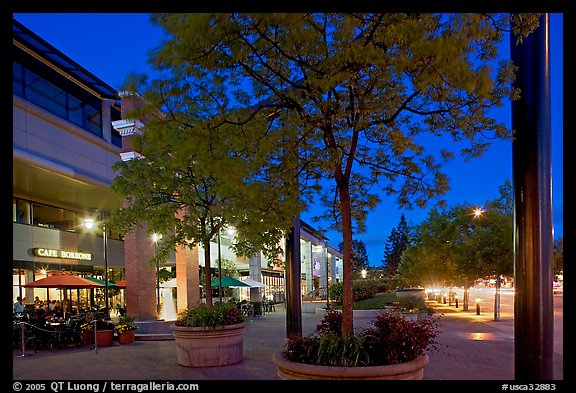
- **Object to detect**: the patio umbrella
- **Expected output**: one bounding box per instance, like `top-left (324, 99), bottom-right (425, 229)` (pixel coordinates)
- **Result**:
top-left (23, 272), bottom-right (104, 289)
top-left (241, 278), bottom-right (266, 288)
top-left (160, 278), bottom-right (177, 288)
top-left (211, 276), bottom-right (250, 288)
top-left (116, 280), bottom-right (127, 289)
top-left (85, 277), bottom-right (118, 287)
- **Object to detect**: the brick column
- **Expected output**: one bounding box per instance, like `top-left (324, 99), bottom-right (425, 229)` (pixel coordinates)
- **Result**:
top-left (123, 222), bottom-right (157, 320)
top-left (114, 91), bottom-right (155, 320)
top-left (175, 208), bottom-right (200, 313)
top-left (175, 244), bottom-right (200, 313)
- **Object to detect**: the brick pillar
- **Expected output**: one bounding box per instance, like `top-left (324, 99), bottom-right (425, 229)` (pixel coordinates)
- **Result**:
top-left (123, 222), bottom-right (157, 320)
top-left (175, 208), bottom-right (200, 313)
top-left (175, 244), bottom-right (200, 313)
top-left (114, 91), bottom-right (156, 320)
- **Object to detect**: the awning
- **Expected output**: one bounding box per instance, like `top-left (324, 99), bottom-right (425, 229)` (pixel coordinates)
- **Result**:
top-left (211, 276), bottom-right (250, 288)
top-left (23, 273), bottom-right (104, 289)
top-left (85, 277), bottom-right (119, 287)
top-left (241, 278), bottom-right (266, 288)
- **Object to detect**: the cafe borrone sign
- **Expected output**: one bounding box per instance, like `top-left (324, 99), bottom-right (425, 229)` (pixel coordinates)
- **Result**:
top-left (32, 248), bottom-right (93, 261)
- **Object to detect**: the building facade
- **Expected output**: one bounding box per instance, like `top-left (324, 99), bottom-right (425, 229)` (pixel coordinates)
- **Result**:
top-left (12, 18), bottom-right (343, 319)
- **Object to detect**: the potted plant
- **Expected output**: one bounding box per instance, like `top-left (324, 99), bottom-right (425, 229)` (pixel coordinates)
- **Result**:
top-left (80, 322), bottom-right (94, 345)
top-left (94, 319), bottom-right (115, 347)
top-left (171, 303), bottom-right (247, 367)
top-left (115, 314), bottom-right (138, 344)
top-left (272, 309), bottom-right (439, 380)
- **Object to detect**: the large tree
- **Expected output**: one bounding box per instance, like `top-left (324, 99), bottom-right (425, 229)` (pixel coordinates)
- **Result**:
top-left (399, 179), bottom-right (514, 312)
top-left (109, 93), bottom-right (302, 306)
top-left (130, 13), bottom-right (538, 334)
top-left (338, 239), bottom-right (369, 272)
top-left (381, 213), bottom-right (409, 277)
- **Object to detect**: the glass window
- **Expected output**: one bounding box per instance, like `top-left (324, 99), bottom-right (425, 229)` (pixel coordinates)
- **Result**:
top-left (24, 68), bottom-right (68, 119)
top-left (31, 203), bottom-right (64, 229)
top-left (84, 105), bottom-right (102, 136)
top-left (13, 62), bottom-right (24, 97)
top-left (13, 198), bottom-right (31, 224)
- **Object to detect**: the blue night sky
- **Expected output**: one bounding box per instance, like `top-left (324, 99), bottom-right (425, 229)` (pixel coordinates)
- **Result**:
top-left (13, 13), bottom-right (564, 266)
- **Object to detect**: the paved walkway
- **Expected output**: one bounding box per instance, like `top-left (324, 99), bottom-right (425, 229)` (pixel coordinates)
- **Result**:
top-left (12, 297), bottom-right (563, 382)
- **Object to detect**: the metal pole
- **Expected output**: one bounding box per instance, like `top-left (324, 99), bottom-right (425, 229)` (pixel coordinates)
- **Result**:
top-left (18, 322), bottom-right (26, 357)
top-left (93, 319), bottom-right (98, 353)
top-left (155, 239), bottom-right (160, 315)
top-left (217, 230), bottom-right (223, 304)
top-left (285, 216), bottom-right (302, 338)
top-left (102, 220), bottom-right (109, 321)
top-left (511, 13), bottom-right (554, 380)
top-left (494, 275), bottom-right (501, 321)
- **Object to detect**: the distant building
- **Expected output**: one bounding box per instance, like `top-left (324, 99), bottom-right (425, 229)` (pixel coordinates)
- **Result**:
top-left (12, 18), bottom-right (342, 319)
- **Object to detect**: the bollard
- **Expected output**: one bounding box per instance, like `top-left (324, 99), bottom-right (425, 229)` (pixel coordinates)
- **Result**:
top-left (17, 322), bottom-right (26, 357)
top-left (455, 295), bottom-right (459, 309)
top-left (92, 319), bottom-right (98, 353)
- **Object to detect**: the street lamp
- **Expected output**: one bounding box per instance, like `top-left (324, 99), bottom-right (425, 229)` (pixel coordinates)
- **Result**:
top-left (472, 206), bottom-right (485, 219)
top-left (85, 210), bottom-right (109, 320)
top-left (152, 233), bottom-right (162, 316)
top-left (216, 226), bottom-right (229, 305)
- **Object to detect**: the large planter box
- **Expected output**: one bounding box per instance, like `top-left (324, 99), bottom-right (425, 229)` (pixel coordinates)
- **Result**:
top-left (171, 323), bottom-right (246, 367)
top-left (272, 352), bottom-right (429, 380)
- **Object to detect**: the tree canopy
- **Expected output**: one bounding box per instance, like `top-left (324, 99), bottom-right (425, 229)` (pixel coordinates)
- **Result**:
top-left (113, 13), bottom-right (539, 333)
top-left (399, 179), bottom-right (514, 287)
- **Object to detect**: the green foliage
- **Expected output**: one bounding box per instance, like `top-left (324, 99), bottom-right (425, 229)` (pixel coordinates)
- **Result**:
top-left (174, 303), bottom-right (245, 328)
top-left (115, 314), bottom-right (138, 333)
top-left (338, 239), bottom-right (369, 271)
top-left (126, 13), bottom-right (539, 334)
top-left (382, 213), bottom-right (410, 276)
top-left (328, 278), bottom-right (385, 305)
top-left (399, 179), bottom-right (514, 287)
top-left (554, 237), bottom-right (563, 277)
top-left (283, 309), bottom-right (439, 366)
top-left (350, 292), bottom-right (398, 310)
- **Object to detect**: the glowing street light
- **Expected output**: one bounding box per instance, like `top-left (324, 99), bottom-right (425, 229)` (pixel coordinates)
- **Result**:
top-left (153, 233), bottom-right (162, 316)
top-left (472, 207), bottom-right (485, 219)
top-left (85, 210), bottom-right (110, 320)
top-left (361, 269), bottom-right (367, 279)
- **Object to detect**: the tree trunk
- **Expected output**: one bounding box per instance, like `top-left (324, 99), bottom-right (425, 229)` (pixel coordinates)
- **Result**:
top-left (338, 184), bottom-right (354, 335)
top-left (203, 239), bottom-right (213, 306)
top-left (494, 274), bottom-right (501, 321)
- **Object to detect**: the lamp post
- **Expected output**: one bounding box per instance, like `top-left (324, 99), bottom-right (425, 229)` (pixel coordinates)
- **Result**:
top-left (217, 228), bottom-right (223, 305)
top-left (85, 210), bottom-right (109, 320)
top-left (153, 233), bottom-right (162, 316)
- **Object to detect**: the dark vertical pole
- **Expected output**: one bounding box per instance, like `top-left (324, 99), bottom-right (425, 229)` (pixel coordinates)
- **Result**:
top-left (217, 230), bottom-right (223, 304)
top-left (285, 216), bottom-right (302, 338)
top-left (103, 220), bottom-right (110, 320)
top-left (511, 13), bottom-right (554, 380)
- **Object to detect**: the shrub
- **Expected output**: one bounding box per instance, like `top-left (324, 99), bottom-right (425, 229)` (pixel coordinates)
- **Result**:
top-left (283, 309), bottom-right (439, 367)
top-left (115, 314), bottom-right (138, 333)
top-left (174, 303), bottom-right (245, 328)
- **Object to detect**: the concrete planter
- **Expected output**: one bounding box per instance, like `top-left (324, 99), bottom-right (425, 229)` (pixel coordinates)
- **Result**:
top-left (272, 352), bottom-right (429, 380)
top-left (171, 323), bottom-right (246, 367)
